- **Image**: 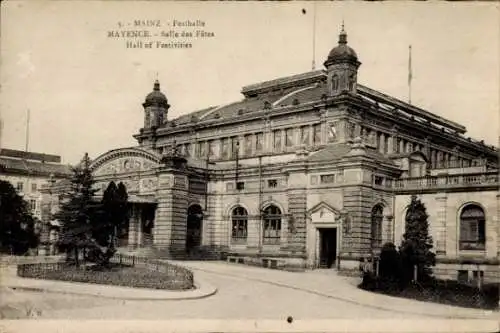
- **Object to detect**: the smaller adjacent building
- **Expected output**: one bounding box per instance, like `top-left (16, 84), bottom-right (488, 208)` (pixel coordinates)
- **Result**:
top-left (0, 148), bottom-right (71, 254)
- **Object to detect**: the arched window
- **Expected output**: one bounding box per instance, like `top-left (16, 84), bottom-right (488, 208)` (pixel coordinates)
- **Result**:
top-left (332, 75), bottom-right (339, 91)
top-left (371, 204), bottom-right (384, 249)
top-left (348, 74), bottom-right (355, 91)
top-left (263, 205), bottom-right (282, 244)
top-left (231, 206), bottom-right (248, 243)
top-left (459, 204), bottom-right (486, 250)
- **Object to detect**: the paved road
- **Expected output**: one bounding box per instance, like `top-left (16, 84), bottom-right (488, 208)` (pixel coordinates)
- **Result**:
top-left (12, 262), bottom-right (424, 320)
top-left (6, 261), bottom-right (496, 320)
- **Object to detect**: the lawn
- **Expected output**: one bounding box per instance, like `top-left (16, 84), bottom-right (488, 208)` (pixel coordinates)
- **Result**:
top-left (360, 274), bottom-right (499, 310)
top-left (18, 262), bottom-right (194, 291)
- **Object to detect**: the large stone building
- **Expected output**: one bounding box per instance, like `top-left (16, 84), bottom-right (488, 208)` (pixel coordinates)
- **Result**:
top-left (0, 148), bottom-right (71, 220)
top-left (42, 28), bottom-right (499, 283)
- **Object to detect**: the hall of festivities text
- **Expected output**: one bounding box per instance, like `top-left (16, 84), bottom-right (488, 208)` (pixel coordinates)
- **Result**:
top-left (107, 19), bottom-right (216, 49)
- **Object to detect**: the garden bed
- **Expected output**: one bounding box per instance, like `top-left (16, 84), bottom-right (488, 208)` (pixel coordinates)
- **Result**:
top-left (17, 260), bottom-right (194, 291)
top-left (360, 274), bottom-right (499, 310)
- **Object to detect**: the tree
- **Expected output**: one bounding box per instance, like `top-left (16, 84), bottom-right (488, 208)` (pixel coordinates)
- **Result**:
top-left (97, 181), bottom-right (128, 254)
top-left (400, 195), bottom-right (436, 283)
top-left (115, 182), bottom-right (129, 242)
top-left (54, 153), bottom-right (100, 266)
top-left (0, 180), bottom-right (39, 254)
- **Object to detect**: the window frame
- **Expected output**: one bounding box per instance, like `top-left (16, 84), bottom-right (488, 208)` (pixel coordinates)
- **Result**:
top-left (459, 204), bottom-right (486, 251)
top-left (231, 206), bottom-right (248, 244)
top-left (262, 205), bottom-right (282, 245)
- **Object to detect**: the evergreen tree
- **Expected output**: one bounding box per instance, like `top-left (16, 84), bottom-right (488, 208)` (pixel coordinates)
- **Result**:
top-left (99, 181), bottom-right (128, 251)
top-left (400, 195), bottom-right (436, 283)
top-left (115, 182), bottom-right (129, 241)
top-left (0, 180), bottom-right (39, 254)
top-left (54, 153), bottom-right (100, 266)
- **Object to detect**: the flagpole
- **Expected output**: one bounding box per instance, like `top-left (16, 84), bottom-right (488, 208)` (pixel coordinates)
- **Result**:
top-left (312, 2), bottom-right (317, 70)
top-left (408, 45), bottom-right (412, 104)
top-left (25, 108), bottom-right (30, 152)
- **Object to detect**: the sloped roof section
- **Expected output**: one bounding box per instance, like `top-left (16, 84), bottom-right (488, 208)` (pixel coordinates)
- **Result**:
top-left (0, 156), bottom-right (72, 177)
top-left (307, 143), bottom-right (396, 166)
top-left (307, 143), bottom-right (351, 163)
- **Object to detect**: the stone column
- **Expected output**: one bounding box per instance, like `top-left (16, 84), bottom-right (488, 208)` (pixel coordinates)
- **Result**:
top-left (238, 135), bottom-right (245, 157)
top-left (308, 125), bottom-right (314, 148)
top-left (319, 109), bottom-right (327, 145)
top-left (137, 205), bottom-right (143, 247)
top-left (353, 120), bottom-right (362, 138)
top-left (128, 205), bottom-right (139, 249)
top-left (387, 135), bottom-right (394, 154)
top-left (379, 133), bottom-right (386, 153)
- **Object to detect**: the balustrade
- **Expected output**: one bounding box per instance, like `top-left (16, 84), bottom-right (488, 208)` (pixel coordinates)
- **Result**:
top-left (386, 171), bottom-right (498, 191)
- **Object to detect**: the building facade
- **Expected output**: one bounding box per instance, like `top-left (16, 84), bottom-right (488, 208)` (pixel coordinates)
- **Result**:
top-left (42, 28), bottom-right (499, 282)
top-left (0, 148), bottom-right (71, 255)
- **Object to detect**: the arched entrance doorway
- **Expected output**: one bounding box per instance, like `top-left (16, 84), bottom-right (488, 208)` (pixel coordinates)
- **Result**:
top-left (186, 204), bottom-right (203, 253)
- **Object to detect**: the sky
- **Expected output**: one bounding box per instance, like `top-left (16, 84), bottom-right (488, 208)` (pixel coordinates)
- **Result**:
top-left (1, 1), bottom-right (499, 165)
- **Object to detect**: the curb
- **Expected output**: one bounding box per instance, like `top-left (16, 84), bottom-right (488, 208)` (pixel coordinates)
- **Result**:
top-left (3, 278), bottom-right (218, 301)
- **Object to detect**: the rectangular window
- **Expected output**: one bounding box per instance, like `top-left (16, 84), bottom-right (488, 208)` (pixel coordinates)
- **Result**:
top-left (16, 182), bottom-right (23, 192)
top-left (255, 132), bottom-right (263, 152)
top-left (198, 141), bottom-right (207, 158)
top-left (285, 128), bottom-right (294, 147)
top-left (29, 199), bottom-right (36, 211)
top-left (300, 126), bottom-right (309, 146)
top-left (273, 130), bottom-right (281, 152)
top-left (313, 124), bottom-right (321, 145)
top-left (320, 174), bottom-right (335, 184)
top-left (374, 176), bottom-right (384, 186)
top-left (267, 179), bottom-right (278, 188)
top-left (236, 181), bottom-right (245, 190)
top-left (244, 134), bottom-right (252, 156)
top-left (31, 183), bottom-right (37, 192)
top-left (208, 140), bottom-right (216, 158)
top-left (230, 137), bottom-right (239, 159)
top-left (221, 139), bottom-right (229, 159)
top-left (457, 270), bottom-right (468, 283)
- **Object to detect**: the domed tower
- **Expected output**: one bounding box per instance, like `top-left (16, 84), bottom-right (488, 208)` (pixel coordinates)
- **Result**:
top-left (143, 80), bottom-right (170, 129)
top-left (324, 24), bottom-right (361, 97)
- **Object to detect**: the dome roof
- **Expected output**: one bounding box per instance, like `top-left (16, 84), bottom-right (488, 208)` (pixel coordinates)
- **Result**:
top-left (324, 28), bottom-right (360, 67)
top-left (144, 80), bottom-right (169, 108)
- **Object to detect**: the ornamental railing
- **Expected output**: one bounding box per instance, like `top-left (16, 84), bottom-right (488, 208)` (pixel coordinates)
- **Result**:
top-left (381, 171), bottom-right (499, 191)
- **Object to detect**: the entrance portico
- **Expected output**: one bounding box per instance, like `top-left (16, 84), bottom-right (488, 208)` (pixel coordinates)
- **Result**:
top-left (127, 197), bottom-right (157, 249)
top-left (307, 202), bottom-right (343, 269)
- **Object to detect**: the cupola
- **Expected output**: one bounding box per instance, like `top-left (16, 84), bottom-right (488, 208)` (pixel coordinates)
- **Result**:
top-left (142, 80), bottom-right (170, 129)
top-left (324, 23), bottom-right (361, 97)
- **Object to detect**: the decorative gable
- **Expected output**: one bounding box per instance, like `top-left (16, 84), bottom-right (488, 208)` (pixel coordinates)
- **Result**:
top-left (308, 201), bottom-right (341, 224)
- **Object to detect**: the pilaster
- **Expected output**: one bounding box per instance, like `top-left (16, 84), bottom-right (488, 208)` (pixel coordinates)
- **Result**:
top-left (155, 160), bottom-right (190, 254)
top-left (436, 192), bottom-right (448, 255)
